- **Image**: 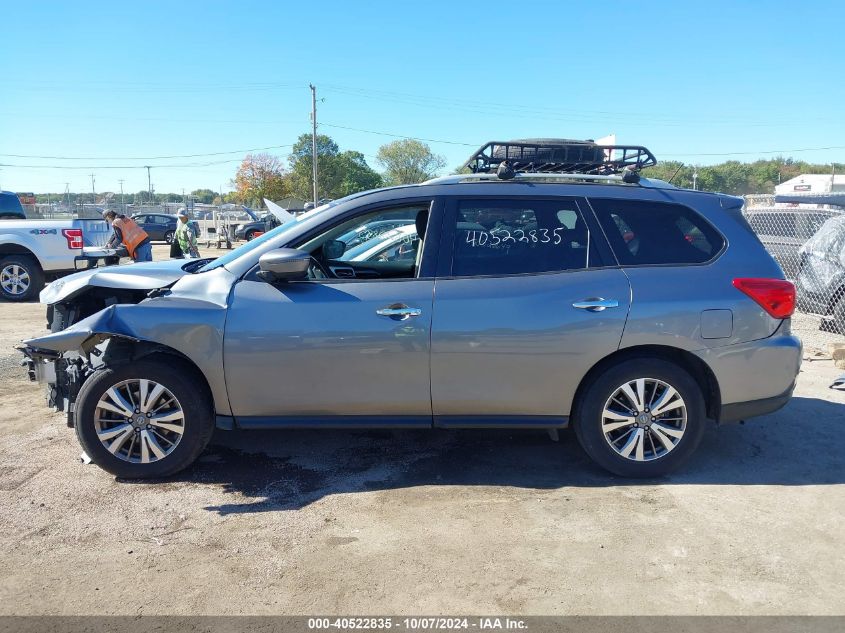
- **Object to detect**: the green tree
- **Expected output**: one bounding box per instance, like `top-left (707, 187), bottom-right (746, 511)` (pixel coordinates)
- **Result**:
top-left (191, 188), bottom-right (217, 204)
top-left (288, 133), bottom-right (382, 200)
top-left (376, 139), bottom-right (446, 185)
top-left (334, 151), bottom-right (383, 197)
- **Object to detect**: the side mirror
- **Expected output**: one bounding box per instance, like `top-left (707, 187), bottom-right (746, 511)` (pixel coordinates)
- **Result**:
top-left (322, 239), bottom-right (346, 260)
top-left (257, 249), bottom-right (310, 283)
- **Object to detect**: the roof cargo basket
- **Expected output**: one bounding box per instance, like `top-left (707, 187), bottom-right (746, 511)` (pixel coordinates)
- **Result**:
top-left (462, 138), bottom-right (657, 177)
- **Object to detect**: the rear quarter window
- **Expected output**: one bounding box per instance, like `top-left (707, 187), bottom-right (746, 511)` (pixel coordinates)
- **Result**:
top-left (590, 198), bottom-right (724, 266)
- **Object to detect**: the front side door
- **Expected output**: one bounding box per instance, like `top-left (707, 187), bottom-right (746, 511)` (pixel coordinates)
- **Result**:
top-left (223, 200), bottom-right (438, 425)
top-left (430, 197), bottom-right (630, 425)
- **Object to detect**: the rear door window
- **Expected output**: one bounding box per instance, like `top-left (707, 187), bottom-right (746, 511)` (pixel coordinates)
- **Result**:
top-left (590, 198), bottom-right (724, 265)
top-left (448, 199), bottom-right (592, 277)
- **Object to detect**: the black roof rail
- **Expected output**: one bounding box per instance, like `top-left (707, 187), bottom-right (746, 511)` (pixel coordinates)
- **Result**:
top-left (462, 138), bottom-right (657, 177)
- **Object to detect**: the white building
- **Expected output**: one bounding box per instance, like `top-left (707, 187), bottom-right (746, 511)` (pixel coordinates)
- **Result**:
top-left (775, 174), bottom-right (845, 196)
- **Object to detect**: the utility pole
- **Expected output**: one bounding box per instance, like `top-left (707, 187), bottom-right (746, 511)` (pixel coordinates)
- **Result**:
top-left (118, 179), bottom-right (124, 212)
top-left (310, 83), bottom-right (318, 207)
top-left (90, 173), bottom-right (96, 203)
top-left (692, 168), bottom-right (698, 191)
top-left (64, 183), bottom-right (70, 208)
top-left (145, 166), bottom-right (152, 203)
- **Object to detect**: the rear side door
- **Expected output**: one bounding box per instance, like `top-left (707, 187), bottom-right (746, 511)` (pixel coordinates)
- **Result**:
top-left (429, 196), bottom-right (631, 425)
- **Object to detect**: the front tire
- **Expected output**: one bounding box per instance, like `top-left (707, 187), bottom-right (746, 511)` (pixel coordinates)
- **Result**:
top-left (0, 254), bottom-right (44, 301)
top-left (573, 358), bottom-right (707, 478)
top-left (244, 230), bottom-right (257, 241)
top-left (164, 230), bottom-right (175, 244)
top-left (74, 355), bottom-right (215, 478)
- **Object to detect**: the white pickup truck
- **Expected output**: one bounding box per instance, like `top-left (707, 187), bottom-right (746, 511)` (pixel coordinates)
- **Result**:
top-left (0, 218), bottom-right (112, 301)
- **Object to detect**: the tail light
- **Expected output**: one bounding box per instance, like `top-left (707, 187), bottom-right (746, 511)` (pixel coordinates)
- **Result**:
top-left (62, 228), bottom-right (83, 250)
top-left (732, 278), bottom-right (795, 319)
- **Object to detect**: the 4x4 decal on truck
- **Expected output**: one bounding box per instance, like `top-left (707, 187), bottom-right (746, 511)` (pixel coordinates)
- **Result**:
top-left (30, 228), bottom-right (58, 235)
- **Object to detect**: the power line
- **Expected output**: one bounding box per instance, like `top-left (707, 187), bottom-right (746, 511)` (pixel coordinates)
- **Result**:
top-left (0, 157), bottom-right (253, 169)
top-left (663, 145), bottom-right (845, 157)
top-left (0, 144), bottom-right (294, 161)
top-left (320, 122), bottom-right (476, 146)
top-left (320, 84), bottom-right (820, 128)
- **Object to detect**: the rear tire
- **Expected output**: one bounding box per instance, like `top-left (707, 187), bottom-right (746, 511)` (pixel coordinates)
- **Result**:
top-left (245, 230), bottom-right (257, 241)
top-left (572, 358), bottom-right (707, 478)
top-left (164, 230), bottom-right (175, 244)
top-left (0, 254), bottom-right (44, 302)
top-left (74, 355), bottom-right (215, 478)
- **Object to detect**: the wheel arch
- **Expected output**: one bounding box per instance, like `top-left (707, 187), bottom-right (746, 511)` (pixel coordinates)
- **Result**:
top-left (0, 242), bottom-right (44, 269)
top-left (99, 338), bottom-right (218, 411)
top-left (571, 344), bottom-right (722, 422)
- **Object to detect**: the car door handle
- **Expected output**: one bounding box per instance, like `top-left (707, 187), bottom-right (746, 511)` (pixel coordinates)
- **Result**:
top-left (572, 298), bottom-right (619, 312)
top-left (376, 304), bottom-right (422, 320)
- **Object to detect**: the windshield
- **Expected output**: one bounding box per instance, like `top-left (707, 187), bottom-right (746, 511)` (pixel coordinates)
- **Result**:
top-left (196, 199), bottom-right (341, 273)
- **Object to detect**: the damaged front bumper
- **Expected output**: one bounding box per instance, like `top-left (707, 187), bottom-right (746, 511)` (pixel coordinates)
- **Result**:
top-left (17, 306), bottom-right (147, 425)
top-left (18, 345), bottom-right (93, 426)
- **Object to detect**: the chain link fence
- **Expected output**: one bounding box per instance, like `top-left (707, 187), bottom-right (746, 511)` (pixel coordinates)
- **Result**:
top-left (24, 202), bottom-right (260, 245)
top-left (743, 195), bottom-right (845, 352)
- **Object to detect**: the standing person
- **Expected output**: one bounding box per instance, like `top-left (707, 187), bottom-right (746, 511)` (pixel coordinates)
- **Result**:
top-left (103, 210), bottom-right (152, 263)
top-left (175, 210), bottom-right (200, 258)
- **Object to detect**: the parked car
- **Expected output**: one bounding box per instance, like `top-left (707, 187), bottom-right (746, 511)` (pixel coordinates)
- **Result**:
top-left (235, 214), bottom-right (282, 241)
top-left (19, 140), bottom-right (801, 480)
top-left (744, 208), bottom-right (838, 279)
top-left (130, 213), bottom-right (179, 244)
top-left (0, 216), bottom-right (110, 301)
top-left (336, 218), bottom-right (414, 251)
top-left (795, 214), bottom-right (845, 332)
top-left (0, 191), bottom-right (27, 220)
top-left (339, 223), bottom-right (419, 263)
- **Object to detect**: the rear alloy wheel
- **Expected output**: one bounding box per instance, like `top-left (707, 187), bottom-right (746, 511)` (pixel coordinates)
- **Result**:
top-left (573, 358), bottom-right (706, 477)
top-left (600, 378), bottom-right (687, 462)
top-left (164, 230), bottom-right (175, 244)
top-left (0, 254), bottom-right (44, 302)
top-left (244, 230), bottom-right (257, 241)
top-left (75, 356), bottom-right (214, 478)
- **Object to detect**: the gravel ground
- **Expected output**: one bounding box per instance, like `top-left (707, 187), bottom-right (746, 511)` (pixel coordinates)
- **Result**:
top-left (791, 311), bottom-right (845, 355)
top-left (0, 258), bottom-right (844, 616)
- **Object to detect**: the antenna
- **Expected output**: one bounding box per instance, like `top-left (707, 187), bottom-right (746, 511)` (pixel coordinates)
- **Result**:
top-left (666, 163), bottom-right (684, 185)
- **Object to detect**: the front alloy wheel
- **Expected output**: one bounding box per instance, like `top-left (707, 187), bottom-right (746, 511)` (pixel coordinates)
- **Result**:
top-left (94, 379), bottom-right (185, 464)
top-left (0, 254), bottom-right (44, 301)
top-left (74, 355), bottom-right (215, 478)
top-left (0, 263), bottom-right (30, 297)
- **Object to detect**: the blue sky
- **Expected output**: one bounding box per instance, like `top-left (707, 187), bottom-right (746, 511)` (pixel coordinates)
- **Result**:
top-left (2, 0), bottom-right (844, 195)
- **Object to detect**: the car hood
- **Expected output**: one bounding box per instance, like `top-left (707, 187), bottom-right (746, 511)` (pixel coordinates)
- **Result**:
top-left (40, 259), bottom-right (208, 305)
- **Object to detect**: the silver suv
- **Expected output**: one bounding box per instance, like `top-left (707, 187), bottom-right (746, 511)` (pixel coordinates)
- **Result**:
top-left (20, 141), bottom-right (802, 479)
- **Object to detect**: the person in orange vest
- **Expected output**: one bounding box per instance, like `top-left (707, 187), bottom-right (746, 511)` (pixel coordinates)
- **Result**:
top-left (103, 210), bottom-right (153, 262)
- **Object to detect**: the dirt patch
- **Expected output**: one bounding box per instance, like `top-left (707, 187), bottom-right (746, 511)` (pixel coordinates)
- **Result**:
top-left (0, 298), bottom-right (843, 616)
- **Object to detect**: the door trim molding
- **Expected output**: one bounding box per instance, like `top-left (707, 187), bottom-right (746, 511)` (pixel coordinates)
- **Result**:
top-left (434, 415), bottom-right (569, 429)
